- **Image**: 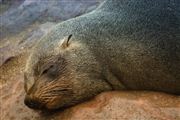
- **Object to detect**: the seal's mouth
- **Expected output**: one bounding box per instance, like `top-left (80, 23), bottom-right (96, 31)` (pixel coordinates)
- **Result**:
top-left (24, 97), bottom-right (45, 110)
top-left (24, 97), bottom-right (68, 112)
top-left (24, 93), bottom-right (65, 111)
top-left (24, 80), bottom-right (74, 110)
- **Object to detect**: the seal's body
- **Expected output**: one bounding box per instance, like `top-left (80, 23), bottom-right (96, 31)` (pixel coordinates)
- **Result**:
top-left (24, 0), bottom-right (180, 110)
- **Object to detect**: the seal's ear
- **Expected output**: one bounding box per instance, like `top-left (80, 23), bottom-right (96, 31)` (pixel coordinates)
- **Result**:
top-left (61, 34), bottom-right (73, 49)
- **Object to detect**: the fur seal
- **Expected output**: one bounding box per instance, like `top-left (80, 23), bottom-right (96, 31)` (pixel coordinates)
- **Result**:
top-left (24, 0), bottom-right (180, 110)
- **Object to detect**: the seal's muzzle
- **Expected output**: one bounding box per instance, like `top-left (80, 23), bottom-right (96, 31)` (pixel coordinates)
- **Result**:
top-left (24, 96), bottom-right (43, 109)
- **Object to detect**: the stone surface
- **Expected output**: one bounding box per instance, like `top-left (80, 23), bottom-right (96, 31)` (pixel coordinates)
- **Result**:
top-left (0, 22), bottom-right (56, 66)
top-left (0, 0), bottom-right (103, 38)
top-left (58, 92), bottom-right (180, 120)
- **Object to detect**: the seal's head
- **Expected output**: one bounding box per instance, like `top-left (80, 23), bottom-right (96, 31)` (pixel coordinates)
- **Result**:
top-left (24, 34), bottom-right (111, 110)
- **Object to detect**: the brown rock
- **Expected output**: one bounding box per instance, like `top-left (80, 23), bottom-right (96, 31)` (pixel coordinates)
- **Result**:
top-left (57, 91), bottom-right (180, 120)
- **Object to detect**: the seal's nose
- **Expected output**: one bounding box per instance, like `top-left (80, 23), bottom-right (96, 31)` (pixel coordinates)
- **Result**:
top-left (24, 97), bottom-right (42, 109)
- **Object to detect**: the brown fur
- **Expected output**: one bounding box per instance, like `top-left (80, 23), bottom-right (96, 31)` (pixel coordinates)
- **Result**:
top-left (24, 0), bottom-right (180, 110)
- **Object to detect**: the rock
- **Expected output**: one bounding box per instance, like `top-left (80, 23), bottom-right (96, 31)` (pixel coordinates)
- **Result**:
top-left (0, 22), bottom-right (56, 66)
top-left (57, 92), bottom-right (180, 120)
top-left (0, 0), bottom-right (103, 39)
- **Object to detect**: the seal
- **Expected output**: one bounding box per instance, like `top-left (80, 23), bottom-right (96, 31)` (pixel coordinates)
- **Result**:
top-left (24, 0), bottom-right (180, 110)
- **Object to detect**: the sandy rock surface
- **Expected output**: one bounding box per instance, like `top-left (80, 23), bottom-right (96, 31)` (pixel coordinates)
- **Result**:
top-left (0, 0), bottom-right (103, 38)
top-left (58, 92), bottom-right (180, 120)
top-left (0, 22), bottom-right (56, 66)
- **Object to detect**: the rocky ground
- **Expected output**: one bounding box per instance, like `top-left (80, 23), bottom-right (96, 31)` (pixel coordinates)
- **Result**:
top-left (0, 0), bottom-right (180, 120)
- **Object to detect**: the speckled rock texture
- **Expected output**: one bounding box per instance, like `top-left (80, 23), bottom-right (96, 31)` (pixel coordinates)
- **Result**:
top-left (0, 0), bottom-right (103, 38)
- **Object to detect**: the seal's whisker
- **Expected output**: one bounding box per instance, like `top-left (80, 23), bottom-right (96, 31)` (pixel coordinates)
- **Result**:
top-left (49, 97), bottom-right (57, 103)
top-left (41, 82), bottom-right (68, 90)
top-left (35, 80), bottom-right (58, 94)
top-left (41, 88), bottom-right (70, 96)
top-left (41, 84), bottom-right (70, 93)
top-left (41, 96), bottom-right (52, 98)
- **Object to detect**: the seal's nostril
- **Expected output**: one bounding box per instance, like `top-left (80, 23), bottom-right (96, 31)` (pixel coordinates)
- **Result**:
top-left (24, 98), bottom-right (41, 109)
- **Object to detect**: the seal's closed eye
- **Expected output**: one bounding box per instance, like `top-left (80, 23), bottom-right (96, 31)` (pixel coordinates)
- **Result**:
top-left (41, 64), bottom-right (59, 79)
top-left (41, 65), bottom-right (54, 75)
